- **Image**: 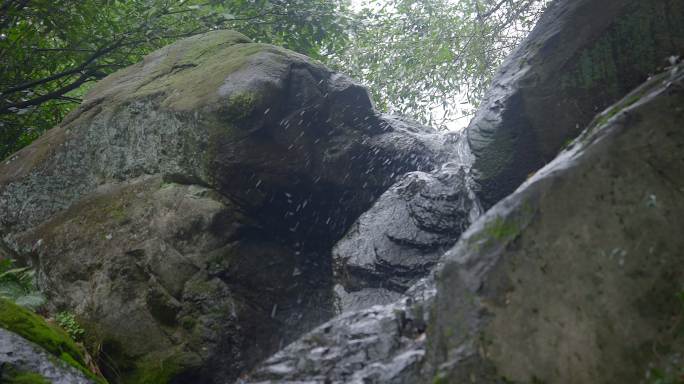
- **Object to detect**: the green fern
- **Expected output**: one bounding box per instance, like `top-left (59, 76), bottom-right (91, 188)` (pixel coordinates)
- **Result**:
top-left (0, 259), bottom-right (45, 310)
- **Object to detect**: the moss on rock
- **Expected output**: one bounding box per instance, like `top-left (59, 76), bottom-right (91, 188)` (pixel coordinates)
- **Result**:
top-left (561, 0), bottom-right (682, 96)
top-left (0, 298), bottom-right (102, 382)
top-left (113, 349), bottom-right (202, 384)
top-left (82, 30), bottom-right (287, 114)
top-left (225, 91), bottom-right (260, 120)
top-left (2, 368), bottom-right (50, 384)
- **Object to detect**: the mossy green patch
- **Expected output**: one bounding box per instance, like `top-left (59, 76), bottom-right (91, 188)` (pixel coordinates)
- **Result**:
top-left (485, 217), bottom-right (520, 241)
top-left (469, 205), bottom-right (536, 252)
top-left (123, 351), bottom-right (199, 384)
top-left (225, 91), bottom-right (260, 121)
top-left (128, 359), bottom-right (183, 384)
top-left (559, 138), bottom-right (574, 152)
top-left (83, 30), bottom-right (304, 117)
top-left (134, 39), bottom-right (273, 112)
top-left (561, 0), bottom-right (684, 95)
top-left (0, 299), bottom-right (105, 382)
top-left (582, 68), bottom-right (668, 139)
top-left (432, 373), bottom-right (449, 384)
top-left (106, 203), bottom-right (127, 223)
top-left (2, 368), bottom-right (50, 384)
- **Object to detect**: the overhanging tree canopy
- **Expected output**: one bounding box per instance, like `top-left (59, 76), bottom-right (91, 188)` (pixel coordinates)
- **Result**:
top-left (334, 0), bottom-right (549, 128)
top-left (0, 0), bottom-right (548, 160)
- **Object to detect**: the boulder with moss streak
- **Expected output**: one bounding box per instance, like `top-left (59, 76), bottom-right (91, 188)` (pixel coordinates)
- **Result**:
top-left (428, 63), bottom-right (684, 384)
top-left (0, 30), bottom-right (451, 383)
top-left (468, 0), bottom-right (684, 208)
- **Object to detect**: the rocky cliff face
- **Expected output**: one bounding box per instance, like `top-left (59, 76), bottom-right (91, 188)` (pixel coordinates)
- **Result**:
top-left (0, 31), bottom-right (450, 383)
top-left (241, 64), bottom-right (684, 384)
top-left (2, 0), bottom-right (684, 383)
top-left (242, 0), bottom-right (684, 382)
top-left (429, 61), bottom-right (684, 383)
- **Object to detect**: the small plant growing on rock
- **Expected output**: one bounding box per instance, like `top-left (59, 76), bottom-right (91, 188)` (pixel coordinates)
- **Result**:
top-left (55, 311), bottom-right (85, 341)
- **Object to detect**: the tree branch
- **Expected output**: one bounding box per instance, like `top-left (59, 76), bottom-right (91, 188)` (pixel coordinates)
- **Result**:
top-left (0, 71), bottom-right (97, 114)
top-left (0, 0), bottom-right (29, 31)
top-left (56, 96), bottom-right (83, 103)
top-left (31, 47), bottom-right (97, 53)
top-left (0, 43), bottom-right (124, 96)
top-left (479, 0), bottom-right (510, 20)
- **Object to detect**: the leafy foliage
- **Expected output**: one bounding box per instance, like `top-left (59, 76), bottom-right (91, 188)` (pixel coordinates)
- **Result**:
top-left (0, 259), bottom-right (45, 310)
top-left (55, 311), bottom-right (86, 341)
top-left (332, 0), bottom-right (549, 127)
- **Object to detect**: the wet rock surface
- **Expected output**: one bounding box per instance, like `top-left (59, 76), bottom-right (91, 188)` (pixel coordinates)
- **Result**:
top-left (331, 0), bottom-right (684, 312)
top-left (241, 1), bottom-right (684, 381)
top-left (429, 63), bottom-right (684, 383)
top-left (243, 60), bottom-right (684, 384)
top-left (240, 277), bottom-right (436, 384)
top-left (467, 0), bottom-right (684, 207)
top-left (332, 129), bottom-right (482, 312)
top-left (332, 163), bottom-right (481, 311)
top-left (0, 31), bottom-right (449, 383)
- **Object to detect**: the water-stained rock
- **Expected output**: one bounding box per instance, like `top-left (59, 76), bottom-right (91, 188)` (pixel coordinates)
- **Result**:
top-left (0, 30), bottom-right (449, 383)
top-left (331, 126), bottom-right (482, 312)
top-left (428, 63), bottom-right (684, 383)
top-left (468, 0), bottom-right (684, 207)
top-left (330, 0), bottom-right (684, 313)
top-left (233, 1), bottom-right (684, 381)
top-left (332, 154), bottom-right (482, 311)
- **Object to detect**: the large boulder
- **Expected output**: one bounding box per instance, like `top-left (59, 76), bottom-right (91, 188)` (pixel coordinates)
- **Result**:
top-left (468, 0), bottom-right (684, 207)
top-left (428, 63), bottom-right (684, 383)
top-left (0, 31), bottom-right (450, 383)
